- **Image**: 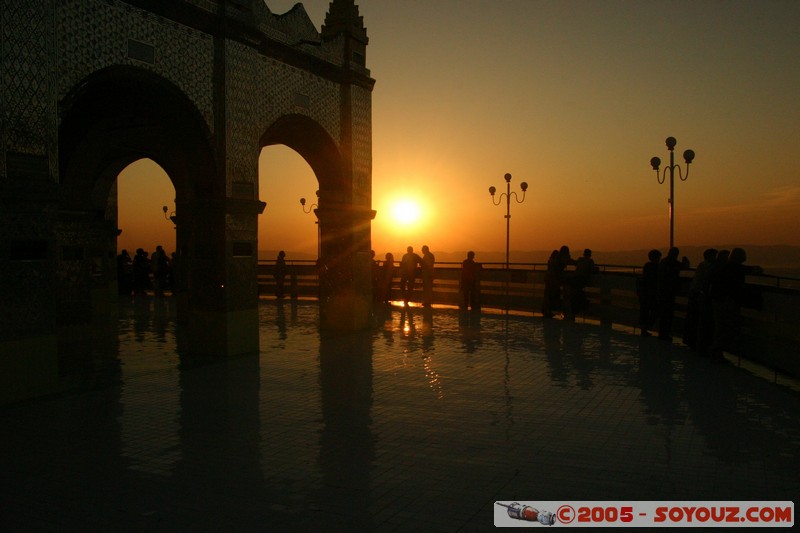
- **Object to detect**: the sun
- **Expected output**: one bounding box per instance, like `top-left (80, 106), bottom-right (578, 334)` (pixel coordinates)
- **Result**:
top-left (391, 199), bottom-right (422, 226)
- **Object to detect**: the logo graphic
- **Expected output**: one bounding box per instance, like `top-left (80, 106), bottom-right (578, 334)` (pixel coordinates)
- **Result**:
top-left (496, 502), bottom-right (556, 525)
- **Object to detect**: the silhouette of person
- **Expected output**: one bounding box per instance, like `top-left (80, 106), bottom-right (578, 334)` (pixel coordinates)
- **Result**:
top-left (637, 249), bottom-right (662, 336)
top-left (151, 245), bottom-right (169, 298)
top-left (558, 246), bottom-right (576, 270)
top-left (708, 247), bottom-right (762, 360)
top-left (379, 253), bottom-right (395, 304)
top-left (274, 250), bottom-right (287, 298)
top-left (132, 248), bottom-right (151, 295)
top-left (567, 248), bottom-right (597, 319)
top-left (399, 246), bottom-right (421, 304)
top-left (420, 245), bottom-right (435, 308)
top-left (542, 245), bottom-right (575, 318)
top-left (542, 250), bottom-right (560, 318)
top-left (460, 251), bottom-right (481, 312)
top-left (116, 249), bottom-right (132, 296)
top-left (683, 248), bottom-right (717, 351)
top-left (657, 247), bottom-right (690, 341)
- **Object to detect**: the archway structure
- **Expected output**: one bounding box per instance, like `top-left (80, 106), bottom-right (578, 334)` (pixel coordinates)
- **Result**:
top-left (0, 0), bottom-right (375, 402)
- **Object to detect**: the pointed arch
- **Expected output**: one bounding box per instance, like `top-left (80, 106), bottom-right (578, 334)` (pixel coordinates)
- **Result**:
top-left (59, 65), bottom-right (217, 212)
top-left (259, 114), bottom-right (347, 197)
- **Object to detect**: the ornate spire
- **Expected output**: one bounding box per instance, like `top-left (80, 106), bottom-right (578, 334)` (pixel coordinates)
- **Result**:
top-left (321, 0), bottom-right (368, 45)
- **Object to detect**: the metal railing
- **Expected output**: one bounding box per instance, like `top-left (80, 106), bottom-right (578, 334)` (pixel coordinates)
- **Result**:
top-left (258, 260), bottom-right (800, 378)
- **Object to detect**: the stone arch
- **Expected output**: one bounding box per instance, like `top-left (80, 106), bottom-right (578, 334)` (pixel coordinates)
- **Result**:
top-left (59, 65), bottom-right (217, 211)
top-left (260, 113), bottom-right (345, 195)
top-left (259, 113), bottom-right (374, 328)
top-left (57, 66), bottom-right (224, 334)
top-left (259, 113), bottom-right (349, 261)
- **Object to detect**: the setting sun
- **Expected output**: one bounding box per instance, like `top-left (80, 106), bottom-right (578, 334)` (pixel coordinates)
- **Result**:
top-left (373, 193), bottom-right (436, 251)
top-left (390, 199), bottom-right (422, 226)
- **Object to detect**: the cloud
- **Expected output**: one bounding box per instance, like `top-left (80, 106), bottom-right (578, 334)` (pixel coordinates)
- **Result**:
top-left (762, 185), bottom-right (800, 207)
top-left (689, 185), bottom-right (800, 217)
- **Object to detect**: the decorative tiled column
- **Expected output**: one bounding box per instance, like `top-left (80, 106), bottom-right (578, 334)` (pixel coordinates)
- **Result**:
top-left (174, 195), bottom-right (265, 357)
top-left (0, 1), bottom-right (60, 403)
top-left (316, 202), bottom-right (376, 331)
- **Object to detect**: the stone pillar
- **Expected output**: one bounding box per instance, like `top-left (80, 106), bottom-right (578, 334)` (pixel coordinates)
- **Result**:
top-left (180, 197), bottom-right (264, 356)
top-left (55, 210), bottom-right (119, 339)
top-left (316, 202), bottom-right (375, 331)
top-left (222, 197), bottom-right (266, 355)
top-left (0, 179), bottom-right (59, 404)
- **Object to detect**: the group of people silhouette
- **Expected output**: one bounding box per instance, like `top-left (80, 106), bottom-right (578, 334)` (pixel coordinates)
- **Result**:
top-left (117, 246), bottom-right (176, 297)
top-left (541, 245), bottom-right (598, 321)
top-left (372, 245), bottom-right (599, 317)
top-left (637, 246), bottom-right (762, 360)
top-left (371, 246), bottom-right (483, 312)
top-left (368, 243), bottom-right (761, 361)
top-left (372, 245), bottom-right (436, 307)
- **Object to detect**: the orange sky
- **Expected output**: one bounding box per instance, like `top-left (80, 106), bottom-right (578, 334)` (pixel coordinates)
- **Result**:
top-left (117, 1), bottom-right (800, 259)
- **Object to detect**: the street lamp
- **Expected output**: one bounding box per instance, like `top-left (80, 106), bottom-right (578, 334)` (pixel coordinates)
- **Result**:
top-left (489, 173), bottom-right (528, 309)
top-left (300, 190), bottom-right (320, 258)
top-left (162, 205), bottom-right (177, 229)
top-left (649, 136), bottom-right (695, 249)
top-left (489, 173), bottom-right (528, 271)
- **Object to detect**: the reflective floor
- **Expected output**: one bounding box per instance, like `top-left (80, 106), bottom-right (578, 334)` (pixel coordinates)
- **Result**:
top-left (1, 298), bottom-right (799, 531)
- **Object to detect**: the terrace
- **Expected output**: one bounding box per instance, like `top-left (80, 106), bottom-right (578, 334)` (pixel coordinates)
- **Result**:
top-left (0, 263), bottom-right (797, 530)
top-left (259, 259), bottom-right (800, 381)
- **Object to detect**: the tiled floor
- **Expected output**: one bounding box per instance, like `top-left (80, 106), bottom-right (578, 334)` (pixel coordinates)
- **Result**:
top-left (1, 298), bottom-right (798, 531)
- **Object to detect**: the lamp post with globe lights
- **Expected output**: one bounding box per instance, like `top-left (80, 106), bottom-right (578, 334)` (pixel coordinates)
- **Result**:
top-left (489, 173), bottom-right (528, 271)
top-left (299, 190), bottom-right (320, 259)
top-left (650, 137), bottom-right (695, 249)
top-left (489, 173), bottom-right (528, 308)
top-left (162, 205), bottom-right (177, 229)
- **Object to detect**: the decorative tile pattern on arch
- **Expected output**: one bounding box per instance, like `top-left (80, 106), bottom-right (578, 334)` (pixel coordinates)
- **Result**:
top-left (350, 85), bottom-right (372, 199)
top-left (0, 0), bottom-right (377, 246)
top-left (56, 0), bottom-right (215, 135)
top-left (1, 0), bottom-right (56, 167)
top-left (225, 40), bottom-right (342, 195)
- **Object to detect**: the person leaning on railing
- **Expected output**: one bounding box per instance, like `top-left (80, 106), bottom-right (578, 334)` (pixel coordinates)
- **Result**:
top-left (565, 248), bottom-right (598, 320)
top-left (274, 251), bottom-right (287, 298)
top-left (460, 251), bottom-right (481, 312)
top-left (637, 249), bottom-right (661, 337)
top-left (399, 246), bottom-right (421, 305)
top-left (378, 253), bottom-right (395, 305)
top-left (707, 247), bottom-right (763, 361)
top-left (657, 247), bottom-right (691, 341)
top-left (683, 248), bottom-right (718, 352)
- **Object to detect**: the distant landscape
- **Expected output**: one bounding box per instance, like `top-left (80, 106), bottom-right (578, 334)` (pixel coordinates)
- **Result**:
top-left (260, 245), bottom-right (800, 279)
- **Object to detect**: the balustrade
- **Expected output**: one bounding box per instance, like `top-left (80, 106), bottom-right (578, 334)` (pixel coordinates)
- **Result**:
top-left (258, 260), bottom-right (800, 378)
